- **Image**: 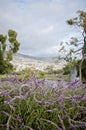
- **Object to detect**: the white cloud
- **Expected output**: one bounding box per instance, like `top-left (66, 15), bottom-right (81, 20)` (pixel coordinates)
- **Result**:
top-left (0, 0), bottom-right (86, 56)
top-left (40, 25), bottom-right (54, 34)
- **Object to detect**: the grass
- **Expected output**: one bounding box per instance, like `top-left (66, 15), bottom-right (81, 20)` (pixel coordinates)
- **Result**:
top-left (0, 74), bottom-right (7, 79)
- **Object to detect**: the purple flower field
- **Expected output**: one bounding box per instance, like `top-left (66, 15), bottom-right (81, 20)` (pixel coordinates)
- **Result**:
top-left (0, 73), bottom-right (86, 130)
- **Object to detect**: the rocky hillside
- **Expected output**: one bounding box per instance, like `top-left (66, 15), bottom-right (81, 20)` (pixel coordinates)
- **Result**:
top-left (11, 53), bottom-right (64, 72)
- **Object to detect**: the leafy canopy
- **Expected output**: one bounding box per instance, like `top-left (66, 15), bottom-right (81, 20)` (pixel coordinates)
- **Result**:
top-left (0, 29), bottom-right (20, 74)
top-left (58, 10), bottom-right (86, 80)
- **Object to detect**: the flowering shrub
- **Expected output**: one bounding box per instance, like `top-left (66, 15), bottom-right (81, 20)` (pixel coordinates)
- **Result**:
top-left (0, 73), bottom-right (86, 130)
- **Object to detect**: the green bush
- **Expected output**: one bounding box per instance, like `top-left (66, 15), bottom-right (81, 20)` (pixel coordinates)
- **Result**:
top-left (37, 71), bottom-right (45, 78)
top-left (0, 60), bottom-right (13, 74)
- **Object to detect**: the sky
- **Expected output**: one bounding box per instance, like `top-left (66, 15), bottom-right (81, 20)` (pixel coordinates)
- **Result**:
top-left (0, 0), bottom-right (86, 57)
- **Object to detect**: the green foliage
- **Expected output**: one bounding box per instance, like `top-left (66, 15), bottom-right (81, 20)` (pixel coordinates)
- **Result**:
top-left (0, 80), bottom-right (86, 130)
top-left (37, 71), bottom-right (45, 78)
top-left (0, 60), bottom-right (13, 74)
top-left (66, 10), bottom-right (86, 56)
top-left (51, 69), bottom-right (63, 75)
top-left (0, 30), bottom-right (20, 74)
top-left (63, 60), bottom-right (78, 75)
top-left (67, 10), bottom-right (86, 28)
top-left (63, 63), bottom-right (72, 75)
top-left (58, 10), bottom-right (86, 80)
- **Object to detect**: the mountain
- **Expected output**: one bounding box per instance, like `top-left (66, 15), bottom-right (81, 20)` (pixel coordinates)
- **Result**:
top-left (11, 53), bottom-right (64, 72)
top-left (13, 53), bottom-right (57, 62)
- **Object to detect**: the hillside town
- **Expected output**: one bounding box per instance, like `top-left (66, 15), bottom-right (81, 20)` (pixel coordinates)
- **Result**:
top-left (11, 54), bottom-right (64, 72)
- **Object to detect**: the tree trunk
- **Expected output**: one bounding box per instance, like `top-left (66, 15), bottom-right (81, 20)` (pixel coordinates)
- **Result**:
top-left (80, 30), bottom-right (86, 82)
top-left (70, 66), bottom-right (77, 82)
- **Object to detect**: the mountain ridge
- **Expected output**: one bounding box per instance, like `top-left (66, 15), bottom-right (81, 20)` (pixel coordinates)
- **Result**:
top-left (13, 53), bottom-right (57, 62)
top-left (11, 53), bottom-right (64, 72)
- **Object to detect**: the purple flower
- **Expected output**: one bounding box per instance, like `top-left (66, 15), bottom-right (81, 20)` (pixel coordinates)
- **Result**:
top-left (9, 104), bottom-right (15, 110)
top-left (60, 105), bottom-right (65, 109)
top-left (5, 96), bottom-right (23, 104)
top-left (68, 80), bottom-right (80, 88)
top-left (70, 126), bottom-right (76, 130)
top-left (56, 95), bottom-right (63, 103)
top-left (58, 128), bottom-right (62, 130)
top-left (1, 92), bottom-right (9, 97)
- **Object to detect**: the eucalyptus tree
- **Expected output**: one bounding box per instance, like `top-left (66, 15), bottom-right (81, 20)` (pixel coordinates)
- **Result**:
top-left (0, 29), bottom-right (20, 73)
top-left (58, 10), bottom-right (86, 81)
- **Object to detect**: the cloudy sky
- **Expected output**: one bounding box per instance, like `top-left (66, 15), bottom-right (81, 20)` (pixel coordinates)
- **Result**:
top-left (0, 0), bottom-right (86, 57)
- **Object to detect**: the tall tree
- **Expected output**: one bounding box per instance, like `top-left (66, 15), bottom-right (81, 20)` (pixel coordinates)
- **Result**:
top-left (67, 10), bottom-right (86, 81)
top-left (58, 10), bottom-right (86, 81)
top-left (0, 29), bottom-right (20, 74)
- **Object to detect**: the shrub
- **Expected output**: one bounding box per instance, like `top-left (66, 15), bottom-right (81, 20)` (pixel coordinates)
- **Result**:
top-left (0, 74), bottom-right (86, 129)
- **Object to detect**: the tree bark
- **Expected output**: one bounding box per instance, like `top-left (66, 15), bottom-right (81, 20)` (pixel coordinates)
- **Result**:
top-left (70, 66), bottom-right (77, 82)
